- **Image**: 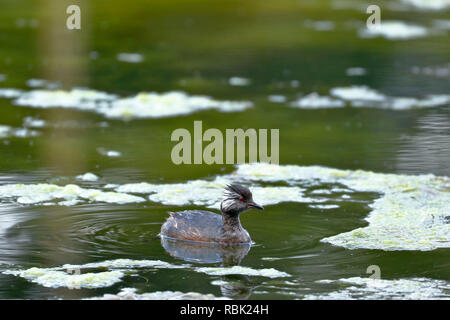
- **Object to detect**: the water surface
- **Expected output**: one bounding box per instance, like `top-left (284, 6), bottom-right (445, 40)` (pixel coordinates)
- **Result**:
top-left (0, 0), bottom-right (449, 299)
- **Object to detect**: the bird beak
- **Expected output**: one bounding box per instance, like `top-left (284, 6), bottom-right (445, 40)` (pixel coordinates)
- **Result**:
top-left (248, 201), bottom-right (264, 211)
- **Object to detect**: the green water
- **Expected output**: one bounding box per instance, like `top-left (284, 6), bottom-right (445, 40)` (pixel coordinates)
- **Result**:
top-left (0, 0), bottom-right (449, 299)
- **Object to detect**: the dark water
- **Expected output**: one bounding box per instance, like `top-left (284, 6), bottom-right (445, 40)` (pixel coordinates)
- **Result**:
top-left (0, 0), bottom-right (449, 299)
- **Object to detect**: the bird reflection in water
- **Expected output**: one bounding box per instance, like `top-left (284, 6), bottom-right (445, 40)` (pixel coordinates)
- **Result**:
top-left (160, 236), bottom-right (250, 265)
top-left (159, 185), bottom-right (266, 298)
top-left (160, 237), bottom-right (257, 299)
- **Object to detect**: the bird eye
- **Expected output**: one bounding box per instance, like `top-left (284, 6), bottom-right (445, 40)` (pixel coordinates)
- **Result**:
top-left (239, 197), bottom-right (244, 202)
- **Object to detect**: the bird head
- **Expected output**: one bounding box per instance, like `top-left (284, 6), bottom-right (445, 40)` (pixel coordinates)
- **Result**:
top-left (220, 184), bottom-right (264, 216)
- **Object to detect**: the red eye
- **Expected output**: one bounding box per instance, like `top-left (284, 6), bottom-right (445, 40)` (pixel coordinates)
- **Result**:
top-left (239, 197), bottom-right (244, 202)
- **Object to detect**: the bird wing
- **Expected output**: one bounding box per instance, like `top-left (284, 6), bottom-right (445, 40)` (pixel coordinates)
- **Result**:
top-left (161, 210), bottom-right (222, 242)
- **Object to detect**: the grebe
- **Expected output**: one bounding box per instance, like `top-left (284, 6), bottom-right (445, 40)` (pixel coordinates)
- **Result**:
top-left (160, 184), bottom-right (263, 245)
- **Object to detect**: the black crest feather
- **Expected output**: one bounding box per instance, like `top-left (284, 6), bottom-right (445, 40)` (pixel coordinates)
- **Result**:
top-left (225, 184), bottom-right (252, 200)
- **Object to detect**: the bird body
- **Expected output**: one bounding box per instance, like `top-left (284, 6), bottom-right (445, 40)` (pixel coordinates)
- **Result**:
top-left (159, 185), bottom-right (263, 245)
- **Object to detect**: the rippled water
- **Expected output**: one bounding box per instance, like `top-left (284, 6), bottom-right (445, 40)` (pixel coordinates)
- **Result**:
top-left (0, 0), bottom-right (449, 299)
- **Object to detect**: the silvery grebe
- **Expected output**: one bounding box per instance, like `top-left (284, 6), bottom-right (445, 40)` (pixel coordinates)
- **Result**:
top-left (160, 184), bottom-right (263, 245)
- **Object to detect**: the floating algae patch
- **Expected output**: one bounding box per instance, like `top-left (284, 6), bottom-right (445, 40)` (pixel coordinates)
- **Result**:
top-left (346, 67), bottom-right (367, 76)
top-left (13, 88), bottom-right (117, 110)
top-left (26, 78), bottom-right (60, 89)
top-left (22, 116), bottom-right (46, 128)
top-left (195, 266), bottom-right (291, 278)
top-left (268, 95), bottom-right (287, 103)
top-left (330, 86), bottom-right (386, 101)
top-left (3, 268), bottom-right (124, 289)
top-left (3, 87), bottom-right (252, 119)
top-left (116, 53), bottom-right (144, 63)
top-left (229, 77), bottom-right (251, 86)
top-left (352, 95), bottom-right (450, 110)
top-left (4, 259), bottom-right (290, 290)
top-left (76, 172), bottom-right (100, 182)
top-left (358, 21), bottom-right (428, 40)
top-left (107, 91), bottom-right (252, 119)
top-left (116, 179), bottom-right (312, 208)
top-left (323, 188), bottom-right (450, 250)
top-left (290, 93), bottom-right (345, 109)
top-left (89, 287), bottom-right (230, 300)
top-left (310, 189), bottom-right (333, 195)
top-left (97, 148), bottom-right (122, 157)
top-left (0, 88), bottom-right (23, 98)
top-left (0, 125), bottom-right (40, 139)
top-left (303, 277), bottom-right (450, 300)
top-left (232, 163), bottom-right (450, 251)
top-left (400, 0), bottom-right (450, 10)
top-left (67, 258), bottom-right (190, 270)
top-left (288, 86), bottom-right (450, 110)
top-left (309, 204), bottom-right (340, 210)
top-left (3, 259), bottom-right (189, 289)
top-left (0, 175), bottom-right (312, 208)
top-left (0, 183), bottom-right (145, 205)
top-left (116, 179), bottom-right (226, 206)
top-left (5, 86), bottom-right (446, 116)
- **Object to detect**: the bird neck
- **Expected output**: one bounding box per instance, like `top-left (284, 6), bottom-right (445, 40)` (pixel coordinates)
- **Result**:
top-left (221, 212), bottom-right (242, 232)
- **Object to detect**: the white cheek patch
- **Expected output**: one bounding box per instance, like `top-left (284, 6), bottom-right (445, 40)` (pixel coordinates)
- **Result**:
top-left (221, 198), bottom-right (236, 212)
top-left (221, 188), bottom-right (245, 211)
